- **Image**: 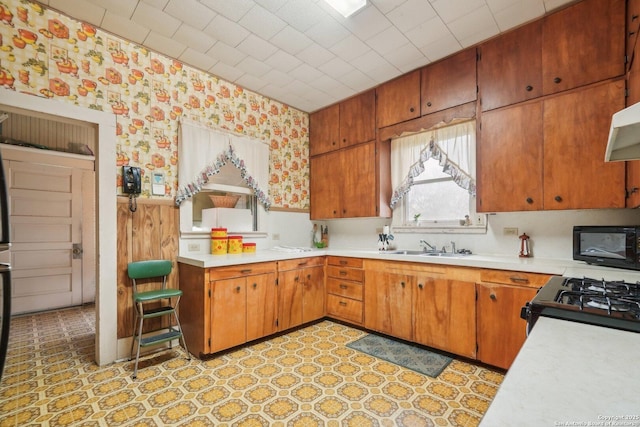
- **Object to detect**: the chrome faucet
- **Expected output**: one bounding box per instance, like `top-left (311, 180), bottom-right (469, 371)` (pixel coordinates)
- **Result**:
top-left (419, 239), bottom-right (436, 252)
top-left (451, 241), bottom-right (456, 254)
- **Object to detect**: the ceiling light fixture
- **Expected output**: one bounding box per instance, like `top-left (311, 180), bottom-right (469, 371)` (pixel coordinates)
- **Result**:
top-left (323, 0), bottom-right (366, 18)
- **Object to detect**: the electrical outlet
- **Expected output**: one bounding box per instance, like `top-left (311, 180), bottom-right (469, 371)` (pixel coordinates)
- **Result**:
top-left (187, 243), bottom-right (200, 252)
top-left (272, 233), bottom-right (280, 240)
top-left (503, 227), bottom-right (519, 236)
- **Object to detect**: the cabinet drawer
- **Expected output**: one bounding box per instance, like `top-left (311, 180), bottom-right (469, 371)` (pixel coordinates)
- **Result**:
top-left (209, 262), bottom-right (277, 281)
top-left (326, 278), bottom-right (363, 301)
top-left (327, 256), bottom-right (363, 268)
top-left (480, 269), bottom-right (551, 288)
top-left (327, 265), bottom-right (364, 282)
top-left (326, 294), bottom-right (363, 324)
top-left (278, 256), bottom-right (324, 271)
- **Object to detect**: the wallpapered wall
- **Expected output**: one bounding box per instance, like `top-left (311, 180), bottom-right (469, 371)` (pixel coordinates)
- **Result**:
top-left (0, 0), bottom-right (310, 210)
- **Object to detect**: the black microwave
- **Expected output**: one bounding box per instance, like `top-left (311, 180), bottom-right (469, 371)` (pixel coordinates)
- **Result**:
top-left (573, 226), bottom-right (640, 270)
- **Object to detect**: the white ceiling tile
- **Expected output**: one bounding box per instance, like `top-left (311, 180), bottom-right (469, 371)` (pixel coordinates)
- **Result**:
top-left (101, 11), bottom-right (150, 44)
top-left (88, 0), bottom-right (137, 18)
top-left (339, 68), bottom-right (378, 93)
top-left (236, 56), bottom-right (272, 77)
top-left (405, 15), bottom-right (450, 49)
top-left (198, 0), bottom-right (254, 22)
top-left (370, 0), bottom-right (406, 15)
top-left (544, 0), bottom-right (574, 12)
top-left (237, 35), bottom-right (278, 62)
top-left (203, 15), bottom-right (250, 47)
top-left (276, 0), bottom-right (325, 32)
top-left (208, 62), bottom-right (245, 82)
top-left (447, 5), bottom-right (498, 43)
top-left (486, 0), bottom-right (525, 13)
top-left (207, 41), bottom-right (247, 67)
top-left (132, 2), bottom-right (181, 38)
top-left (353, 50), bottom-right (394, 74)
top-left (235, 73), bottom-right (269, 91)
top-left (419, 33), bottom-right (462, 61)
top-left (264, 50), bottom-right (303, 73)
top-left (331, 35), bottom-right (371, 61)
top-left (342, 6), bottom-right (392, 41)
top-left (361, 59), bottom-right (400, 83)
top-left (143, 31), bottom-right (188, 57)
top-left (254, 0), bottom-right (289, 13)
top-left (491, 0), bottom-right (545, 31)
top-left (48, 0), bottom-right (105, 26)
top-left (179, 47), bottom-right (218, 71)
top-left (430, 0), bottom-right (486, 24)
top-left (164, 0), bottom-right (217, 30)
top-left (318, 56), bottom-right (356, 80)
top-left (384, 43), bottom-right (428, 73)
top-left (173, 24), bottom-right (216, 53)
top-left (262, 68), bottom-right (296, 87)
top-left (295, 44), bottom-right (336, 68)
top-left (239, 5), bottom-right (287, 40)
top-left (366, 26), bottom-right (409, 56)
top-left (387, 0), bottom-right (437, 32)
top-left (289, 63), bottom-right (325, 84)
top-left (313, 75), bottom-right (352, 98)
top-left (304, 15), bottom-right (350, 49)
top-left (142, 0), bottom-right (169, 8)
top-left (270, 26), bottom-right (314, 55)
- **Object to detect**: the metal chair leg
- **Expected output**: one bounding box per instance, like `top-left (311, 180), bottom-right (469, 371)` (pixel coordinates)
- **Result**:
top-left (132, 302), bottom-right (144, 379)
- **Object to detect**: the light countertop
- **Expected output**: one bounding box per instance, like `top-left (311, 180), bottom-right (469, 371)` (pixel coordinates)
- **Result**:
top-left (178, 248), bottom-right (640, 281)
top-left (480, 316), bottom-right (640, 426)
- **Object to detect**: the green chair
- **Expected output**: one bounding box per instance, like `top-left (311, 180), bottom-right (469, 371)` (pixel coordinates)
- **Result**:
top-left (128, 260), bottom-right (190, 379)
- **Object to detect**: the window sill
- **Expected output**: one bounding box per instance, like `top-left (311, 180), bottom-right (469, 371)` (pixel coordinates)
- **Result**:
top-left (392, 224), bottom-right (487, 234)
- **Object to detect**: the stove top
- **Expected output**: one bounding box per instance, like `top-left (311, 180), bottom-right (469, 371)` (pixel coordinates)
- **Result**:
top-left (522, 276), bottom-right (640, 333)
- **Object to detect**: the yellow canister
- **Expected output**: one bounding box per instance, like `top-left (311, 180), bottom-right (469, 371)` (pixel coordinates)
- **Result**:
top-left (228, 235), bottom-right (243, 254)
top-left (211, 228), bottom-right (227, 238)
top-left (211, 237), bottom-right (228, 255)
top-left (242, 242), bottom-right (256, 253)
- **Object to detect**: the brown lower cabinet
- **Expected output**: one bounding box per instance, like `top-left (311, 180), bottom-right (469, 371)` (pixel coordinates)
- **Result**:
top-left (325, 256), bottom-right (364, 325)
top-left (277, 257), bottom-right (325, 330)
top-left (475, 270), bottom-right (551, 369)
top-left (179, 262), bottom-right (278, 357)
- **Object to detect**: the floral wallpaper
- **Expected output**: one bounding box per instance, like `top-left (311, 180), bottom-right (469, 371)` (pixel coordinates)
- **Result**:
top-left (0, 0), bottom-right (310, 210)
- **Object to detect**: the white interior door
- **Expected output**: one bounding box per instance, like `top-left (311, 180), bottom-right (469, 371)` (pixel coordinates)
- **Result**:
top-left (3, 149), bottom-right (94, 315)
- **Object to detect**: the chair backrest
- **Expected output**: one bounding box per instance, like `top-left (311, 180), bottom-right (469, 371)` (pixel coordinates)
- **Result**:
top-left (128, 260), bottom-right (172, 294)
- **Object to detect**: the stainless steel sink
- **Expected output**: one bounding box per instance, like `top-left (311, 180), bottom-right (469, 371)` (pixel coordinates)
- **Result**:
top-left (384, 250), bottom-right (427, 255)
top-left (420, 252), bottom-right (461, 257)
top-left (384, 250), bottom-right (469, 257)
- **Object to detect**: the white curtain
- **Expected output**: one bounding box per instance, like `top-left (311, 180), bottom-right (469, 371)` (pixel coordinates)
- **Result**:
top-left (390, 120), bottom-right (476, 209)
top-left (176, 121), bottom-right (271, 209)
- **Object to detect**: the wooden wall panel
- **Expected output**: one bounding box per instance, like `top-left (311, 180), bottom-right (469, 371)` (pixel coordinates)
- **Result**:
top-left (117, 198), bottom-right (180, 338)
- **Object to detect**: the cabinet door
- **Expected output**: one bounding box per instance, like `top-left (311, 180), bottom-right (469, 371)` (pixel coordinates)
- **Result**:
top-left (364, 270), bottom-right (412, 341)
top-left (421, 48), bottom-right (477, 115)
top-left (210, 278), bottom-right (246, 352)
top-left (278, 269), bottom-right (303, 330)
top-left (310, 151), bottom-right (342, 219)
top-left (414, 277), bottom-right (476, 358)
top-left (476, 283), bottom-right (538, 370)
top-left (339, 90), bottom-right (375, 148)
top-left (302, 266), bottom-right (325, 323)
top-left (310, 104), bottom-right (340, 156)
top-left (543, 80), bottom-right (625, 209)
top-left (542, 0), bottom-right (624, 95)
top-left (478, 21), bottom-right (542, 111)
top-left (246, 272), bottom-right (277, 342)
top-left (341, 142), bottom-right (376, 217)
top-left (477, 101), bottom-right (544, 212)
top-left (377, 70), bottom-right (421, 128)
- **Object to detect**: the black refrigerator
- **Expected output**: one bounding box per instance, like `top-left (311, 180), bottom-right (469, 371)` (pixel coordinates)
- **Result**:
top-left (0, 148), bottom-right (11, 382)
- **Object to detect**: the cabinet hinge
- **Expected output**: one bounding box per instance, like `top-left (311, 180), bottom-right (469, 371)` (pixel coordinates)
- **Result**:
top-left (475, 289), bottom-right (478, 301)
top-left (275, 319), bottom-right (279, 327)
top-left (208, 338), bottom-right (211, 347)
top-left (625, 87), bottom-right (630, 98)
top-left (476, 343), bottom-right (479, 353)
top-left (476, 49), bottom-right (481, 61)
top-left (275, 278), bottom-right (279, 286)
top-left (208, 289), bottom-right (211, 298)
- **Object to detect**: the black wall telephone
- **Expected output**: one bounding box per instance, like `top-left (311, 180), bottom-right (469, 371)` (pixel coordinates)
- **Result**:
top-left (123, 166), bottom-right (141, 194)
top-left (123, 166), bottom-right (141, 212)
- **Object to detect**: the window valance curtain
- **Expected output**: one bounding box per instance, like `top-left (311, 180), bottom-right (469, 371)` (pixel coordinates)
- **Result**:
top-left (176, 121), bottom-right (271, 209)
top-left (390, 120), bottom-right (476, 209)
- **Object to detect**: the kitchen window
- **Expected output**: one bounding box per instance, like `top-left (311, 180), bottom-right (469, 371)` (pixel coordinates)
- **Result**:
top-left (390, 120), bottom-right (486, 233)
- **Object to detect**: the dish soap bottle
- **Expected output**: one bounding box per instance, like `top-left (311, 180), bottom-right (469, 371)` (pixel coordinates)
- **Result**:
top-left (321, 226), bottom-right (329, 248)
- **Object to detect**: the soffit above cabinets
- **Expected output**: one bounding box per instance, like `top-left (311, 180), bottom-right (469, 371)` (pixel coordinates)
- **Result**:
top-left (44, 0), bottom-right (575, 113)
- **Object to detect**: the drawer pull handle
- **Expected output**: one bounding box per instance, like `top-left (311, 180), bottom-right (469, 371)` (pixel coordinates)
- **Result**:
top-left (297, 261), bottom-right (308, 266)
top-left (241, 269), bottom-right (252, 274)
top-left (252, 283), bottom-right (257, 289)
top-left (339, 260), bottom-right (348, 265)
top-left (339, 284), bottom-right (348, 289)
top-left (339, 271), bottom-right (348, 276)
top-left (236, 286), bottom-right (241, 292)
top-left (490, 293), bottom-right (497, 301)
top-left (339, 301), bottom-right (347, 306)
top-left (510, 276), bottom-right (529, 283)
top-left (400, 281), bottom-right (405, 288)
top-left (418, 283), bottom-right (423, 289)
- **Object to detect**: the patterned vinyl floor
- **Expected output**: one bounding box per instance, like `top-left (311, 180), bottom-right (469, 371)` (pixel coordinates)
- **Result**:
top-left (0, 305), bottom-right (504, 426)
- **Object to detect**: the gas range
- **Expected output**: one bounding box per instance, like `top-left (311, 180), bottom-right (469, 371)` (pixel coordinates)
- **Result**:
top-left (521, 276), bottom-right (640, 334)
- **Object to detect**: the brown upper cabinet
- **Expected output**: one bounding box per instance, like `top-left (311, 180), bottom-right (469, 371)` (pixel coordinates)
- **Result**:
top-left (309, 89), bottom-right (375, 156)
top-left (478, 0), bottom-right (625, 112)
top-left (376, 70), bottom-right (421, 128)
top-left (421, 48), bottom-right (477, 115)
